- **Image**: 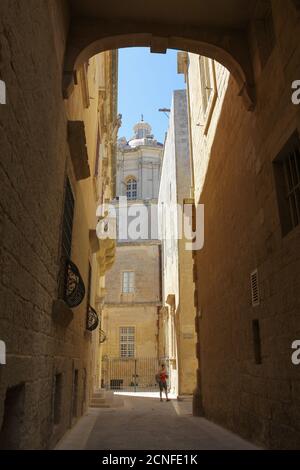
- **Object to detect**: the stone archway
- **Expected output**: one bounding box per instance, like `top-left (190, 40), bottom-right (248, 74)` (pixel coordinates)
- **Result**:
top-left (63, 19), bottom-right (256, 111)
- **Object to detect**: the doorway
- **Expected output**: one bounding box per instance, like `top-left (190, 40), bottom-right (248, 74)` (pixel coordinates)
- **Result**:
top-left (0, 383), bottom-right (25, 450)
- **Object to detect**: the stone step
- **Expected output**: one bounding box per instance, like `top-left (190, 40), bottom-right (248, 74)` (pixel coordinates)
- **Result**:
top-left (90, 402), bottom-right (111, 408)
top-left (93, 390), bottom-right (113, 399)
top-left (90, 393), bottom-right (124, 409)
top-left (177, 395), bottom-right (193, 402)
top-left (92, 391), bottom-right (106, 398)
top-left (90, 401), bottom-right (124, 408)
top-left (91, 397), bottom-right (106, 405)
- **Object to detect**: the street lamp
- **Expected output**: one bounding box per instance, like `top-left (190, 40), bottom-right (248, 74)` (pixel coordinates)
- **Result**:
top-left (158, 108), bottom-right (171, 118)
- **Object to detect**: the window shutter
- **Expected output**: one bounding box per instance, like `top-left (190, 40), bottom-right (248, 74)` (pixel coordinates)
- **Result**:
top-left (250, 269), bottom-right (260, 307)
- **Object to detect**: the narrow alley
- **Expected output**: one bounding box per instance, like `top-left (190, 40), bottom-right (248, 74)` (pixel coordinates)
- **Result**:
top-left (55, 395), bottom-right (258, 451)
top-left (1, 0), bottom-right (300, 458)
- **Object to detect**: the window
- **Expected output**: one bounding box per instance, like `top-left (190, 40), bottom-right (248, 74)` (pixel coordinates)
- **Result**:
top-left (61, 178), bottom-right (75, 259)
top-left (86, 262), bottom-right (92, 328)
top-left (198, 57), bottom-right (217, 134)
top-left (0, 384), bottom-right (25, 450)
top-left (122, 271), bottom-right (135, 293)
top-left (250, 269), bottom-right (260, 307)
top-left (120, 327), bottom-right (135, 358)
top-left (126, 178), bottom-right (137, 200)
top-left (58, 178), bottom-right (75, 298)
top-left (273, 131), bottom-right (300, 236)
top-left (110, 379), bottom-right (123, 390)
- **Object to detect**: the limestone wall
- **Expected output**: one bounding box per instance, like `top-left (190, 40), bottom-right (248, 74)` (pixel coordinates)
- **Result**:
top-left (102, 243), bottom-right (161, 367)
top-left (188, 0), bottom-right (300, 449)
top-left (159, 90), bottom-right (197, 396)
top-left (0, 1), bottom-right (117, 449)
top-left (102, 305), bottom-right (158, 359)
top-left (105, 243), bottom-right (161, 304)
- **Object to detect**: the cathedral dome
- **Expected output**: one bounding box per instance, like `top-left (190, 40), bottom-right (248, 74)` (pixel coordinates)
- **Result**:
top-left (128, 116), bottom-right (158, 148)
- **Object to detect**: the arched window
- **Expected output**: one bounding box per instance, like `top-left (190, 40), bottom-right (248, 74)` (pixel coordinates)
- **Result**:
top-left (126, 178), bottom-right (137, 200)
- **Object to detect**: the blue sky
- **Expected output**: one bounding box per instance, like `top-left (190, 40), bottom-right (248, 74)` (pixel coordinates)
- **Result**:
top-left (118, 48), bottom-right (186, 144)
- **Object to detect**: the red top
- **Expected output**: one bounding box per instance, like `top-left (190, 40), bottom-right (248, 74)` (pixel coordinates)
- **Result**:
top-left (160, 371), bottom-right (167, 382)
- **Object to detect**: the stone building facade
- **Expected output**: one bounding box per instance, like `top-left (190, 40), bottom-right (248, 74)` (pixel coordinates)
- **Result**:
top-left (0, 1), bottom-right (118, 449)
top-left (158, 90), bottom-right (197, 396)
top-left (182, 1), bottom-right (300, 449)
top-left (116, 120), bottom-right (162, 201)
top-left (101, 121), bottom-right (163, 391)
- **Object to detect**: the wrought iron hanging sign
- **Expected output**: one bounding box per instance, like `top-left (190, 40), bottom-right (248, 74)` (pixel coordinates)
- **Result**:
top-left (64, 259), bottom-right (86, 308)
top-left (86, 305), bottom-right (99, 332)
